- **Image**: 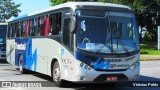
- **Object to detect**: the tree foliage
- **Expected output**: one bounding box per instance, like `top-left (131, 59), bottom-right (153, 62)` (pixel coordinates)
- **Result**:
top-left (0, 0), bottom-right (21, 22)
top-left (50, 0), bottom-right (160, 42)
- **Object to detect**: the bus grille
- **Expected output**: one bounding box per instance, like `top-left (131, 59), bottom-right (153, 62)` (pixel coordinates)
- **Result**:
top-left (104, 58), bottom-right (122, 62)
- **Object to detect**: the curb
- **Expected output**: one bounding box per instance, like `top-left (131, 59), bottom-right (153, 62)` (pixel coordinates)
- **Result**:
top-left (140, 55), bottom-right (160, 61)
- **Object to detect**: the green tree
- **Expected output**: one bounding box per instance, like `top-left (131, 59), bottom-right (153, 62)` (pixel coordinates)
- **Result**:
top-left (50, 0), bottom-right (73, 6)
top-left (50, 0), bottom-right (98, 6)
top-left (0, 0), bottom-right (21, 22)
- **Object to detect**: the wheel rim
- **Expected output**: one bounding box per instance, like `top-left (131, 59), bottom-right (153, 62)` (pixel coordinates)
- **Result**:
top-left (53, 63), bottom-right (60, 82)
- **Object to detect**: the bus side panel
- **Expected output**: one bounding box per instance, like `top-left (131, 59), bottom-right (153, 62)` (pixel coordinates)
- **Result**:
top-left (60, 45), bottom-right (77, 81)
top-left (15, 38), bottom-right (35, 70)
top-left (32, 38), bottom-right (62, 76)
top-left (6, 39), bottom-right (16, 66)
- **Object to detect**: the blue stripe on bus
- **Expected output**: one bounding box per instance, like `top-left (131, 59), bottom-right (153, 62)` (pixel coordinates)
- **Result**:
top-left (76, 51), bottom-right (110, 70)
top-left (15, 38), bottom-right (37, 71)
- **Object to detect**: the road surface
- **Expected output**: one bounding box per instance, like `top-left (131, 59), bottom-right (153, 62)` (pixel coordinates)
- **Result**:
top-left (0, 60), bottom-right (160, 90)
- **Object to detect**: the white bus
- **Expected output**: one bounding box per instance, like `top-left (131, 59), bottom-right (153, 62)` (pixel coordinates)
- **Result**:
top-left (7, 2), bottom-right (140, 87)
top-left (0, 23), bottom-right (7, 59)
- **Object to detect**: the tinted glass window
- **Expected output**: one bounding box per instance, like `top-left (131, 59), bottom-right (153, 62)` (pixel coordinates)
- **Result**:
top-left (63, 18), bottom-right (71, 48)
top-left (49, 12), bottom-right (62, 36)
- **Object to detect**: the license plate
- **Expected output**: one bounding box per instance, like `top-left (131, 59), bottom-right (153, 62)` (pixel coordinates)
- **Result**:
top-left (107, 76), bottom-right (118, 81)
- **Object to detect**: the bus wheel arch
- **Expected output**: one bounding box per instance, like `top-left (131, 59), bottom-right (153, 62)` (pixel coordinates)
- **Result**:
top-left (51, 58), bottom-right (66, 87)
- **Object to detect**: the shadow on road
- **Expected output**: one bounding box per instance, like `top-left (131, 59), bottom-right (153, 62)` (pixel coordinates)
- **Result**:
top-left (0, 59), bottom-right (8, 64)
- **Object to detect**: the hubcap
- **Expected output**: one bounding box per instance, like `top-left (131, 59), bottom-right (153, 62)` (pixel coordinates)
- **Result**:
top-left (53, 65), bottom-right (60, 81)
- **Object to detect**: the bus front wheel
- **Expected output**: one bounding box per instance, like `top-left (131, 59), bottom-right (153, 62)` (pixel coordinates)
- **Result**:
top-left (52, 61), bottom-right (66, 87)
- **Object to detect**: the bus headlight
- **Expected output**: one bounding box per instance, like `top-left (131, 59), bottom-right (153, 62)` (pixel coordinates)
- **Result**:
top-left (130, 61), bottom-right (140, 70)
top-left (130, 65), bottom-right (136, 69)
top-left (78, 61), bottom-right (93, 70)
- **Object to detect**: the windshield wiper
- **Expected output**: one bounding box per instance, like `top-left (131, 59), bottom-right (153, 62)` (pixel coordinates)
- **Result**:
top-left (93, 36), bottom-right (112, 55)
top-left (118, 38), bottom-right (131, 55)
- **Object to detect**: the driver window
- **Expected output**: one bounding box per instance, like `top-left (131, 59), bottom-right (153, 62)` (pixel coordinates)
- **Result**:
top-left (63, 18), bottom-right (71, 48)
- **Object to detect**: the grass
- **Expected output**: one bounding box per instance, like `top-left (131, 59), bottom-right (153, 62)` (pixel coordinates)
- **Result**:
top-left (140, 43), bottom-right (160, 55)
top-left (140, 42), bottom-right (160, 60)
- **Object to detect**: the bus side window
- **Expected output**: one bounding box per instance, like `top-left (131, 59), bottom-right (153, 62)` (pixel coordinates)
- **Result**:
top-left (38, 16), bottom-right (45, 36)
top-left (34, 18), bottom-right (38, 36)
top-left (63, 18), bottom-right (71, 48)
top-left (49, 15), bottom-right (52, 36)
top-left (22, 20), bottom-right (27, 37)
top-left (18, 22), bottom-right (21, 37)
top-left (38, 17), bottom-right (41, 36)
top-left (29, 19), bottom-right (32, 36)
top-left (12, 23), bottom-right (15, 37)
top-left (26, 20), bottom-right (30, 37)
top-left (8, 23), bottom-right (12, 38)
top-left (44, 15), bottom-right (49, 36)
top-left (49, 12), bottom-right (62, 36)
top-left (15, 22), bottom-right (20, 37)
top-left (29, 19), bottom-right (37, 36)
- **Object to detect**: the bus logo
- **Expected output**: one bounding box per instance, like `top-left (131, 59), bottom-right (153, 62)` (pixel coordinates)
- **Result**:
top-left (15, 43), bottom-right (26, 50)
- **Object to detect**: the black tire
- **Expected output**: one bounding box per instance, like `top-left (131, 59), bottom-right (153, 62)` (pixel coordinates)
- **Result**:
top-left (52, 61), bottom-right (66, 87)
top-left (19, 55), bottom-right (25, 74)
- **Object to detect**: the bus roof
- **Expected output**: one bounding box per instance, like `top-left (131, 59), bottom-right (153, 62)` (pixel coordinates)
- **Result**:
top-left (12, 14), bottom-right (28, 21)
top-left (12, 2), bottom-right (131, 21)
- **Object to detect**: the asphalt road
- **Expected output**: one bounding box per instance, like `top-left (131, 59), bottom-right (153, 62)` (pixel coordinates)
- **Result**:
top-left (0, 60), bottom-right (160, 90)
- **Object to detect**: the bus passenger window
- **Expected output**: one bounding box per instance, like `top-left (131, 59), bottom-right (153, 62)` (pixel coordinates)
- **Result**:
top-left (29, 19), bottom-right (33, 36)
top-left (22, 20), bottom-right (27, 37)
top-left (44, 15), bottom-right (49, 36)
top-left (12, 23), bottom-right (15, 37)
top-left (33, 18), bottom-right (38, 36)
top-left (29, 19), bottom-right (37, 36)
top-left (8, 23), bottom-right (12, 38)
top-left (49, 12), bottom-right (62, 35)
top-left (26, 20), bottom-right (30, 37)
top-left (38, 17), bottom-right (41, 36)
top-left (15, 22), bottom-right (20, 37)
top-left (38, 16), bottom-right (45, 36)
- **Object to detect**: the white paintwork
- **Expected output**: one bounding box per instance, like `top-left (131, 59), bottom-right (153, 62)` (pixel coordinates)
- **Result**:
top-left (6, 39), bottom-right (16, 66)
top-left (28, 2), bottom-right (131, 16)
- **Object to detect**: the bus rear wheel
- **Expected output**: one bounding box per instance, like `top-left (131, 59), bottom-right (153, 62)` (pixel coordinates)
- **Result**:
top-left (52, 61), bottom-right (66, 87)
top-left (19, 55), bottom-right (25, 74)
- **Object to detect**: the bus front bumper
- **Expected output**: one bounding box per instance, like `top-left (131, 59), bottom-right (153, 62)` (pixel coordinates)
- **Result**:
top-left (74, 61), bottom-right (140, 82)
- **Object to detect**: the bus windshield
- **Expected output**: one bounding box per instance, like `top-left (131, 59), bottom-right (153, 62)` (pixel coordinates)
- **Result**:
top-left (76, 10), bottom-right (139, 54)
